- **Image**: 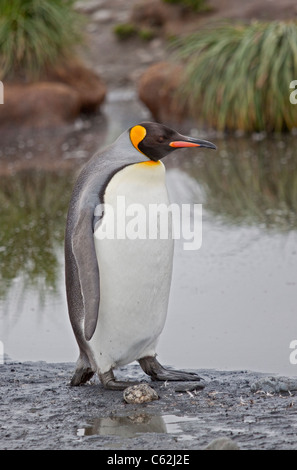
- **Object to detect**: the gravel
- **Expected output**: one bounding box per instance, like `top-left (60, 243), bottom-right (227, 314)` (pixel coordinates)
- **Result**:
top-left (1, 360), bottom-right (297, 450)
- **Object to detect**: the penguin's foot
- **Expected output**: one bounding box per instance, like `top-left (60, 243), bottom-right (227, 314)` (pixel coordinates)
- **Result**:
top-left (138, 356), bottom-right (204, 384)
top-left (70, 367), bottom-right (95, 386)
top-left (99, 369), bottom-right (140, 391)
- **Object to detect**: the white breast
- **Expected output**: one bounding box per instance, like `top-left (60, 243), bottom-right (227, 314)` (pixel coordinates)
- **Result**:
top-left (90, 161), bottom-right (174, 374)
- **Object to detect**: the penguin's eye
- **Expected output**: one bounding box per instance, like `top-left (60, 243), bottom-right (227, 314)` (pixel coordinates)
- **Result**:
top-left (157, 136), bottom-right (165, 143)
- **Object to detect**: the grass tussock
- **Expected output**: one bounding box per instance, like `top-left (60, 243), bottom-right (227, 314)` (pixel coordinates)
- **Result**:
top-left (0, 0), bottom-right (84, 80)
top-left (113, 23), bottom-right (156, 42)
top-left (174, 21), bottom-right (297, 132)
top-left (162, 0), bottom-right (210, 13)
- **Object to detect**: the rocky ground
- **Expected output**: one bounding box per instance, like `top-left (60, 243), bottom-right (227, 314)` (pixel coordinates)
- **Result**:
top-left (75, 0), bottom-right (168, 90)
top-left (76, 0), bottom-right (297, 90)
top-left (1, 360), bottom-right (297, 450)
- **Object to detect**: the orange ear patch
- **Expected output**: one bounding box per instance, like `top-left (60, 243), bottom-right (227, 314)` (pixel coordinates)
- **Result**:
top-left (130, 125), bottom-right (147, 152)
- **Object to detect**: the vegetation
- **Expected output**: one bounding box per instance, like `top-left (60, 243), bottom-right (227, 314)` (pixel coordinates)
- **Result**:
top-left (113, 23), bottom-right (156, 41)
top-left (173, 21), bottom-right (297, 132)
top-left (0, 169), bottom-right (74, 300)
top-left (0, 0), bottom-right (84, 80)
top-left (114, 23), bottom-right (130, 40)
top-left (113, 23), bottom-right (138, 40)
top-left (138, 27), bottom-right (156, 42)
top-left (162, 0), bottom-right (210, 13)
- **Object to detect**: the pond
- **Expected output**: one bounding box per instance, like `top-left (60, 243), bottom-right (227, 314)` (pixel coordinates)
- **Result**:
top-left (0, 90), bottom-right (297, 376)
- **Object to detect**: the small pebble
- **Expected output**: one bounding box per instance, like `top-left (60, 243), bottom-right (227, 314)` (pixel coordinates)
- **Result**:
top-left (251, 376), bottom-right (297, 393)
top-left (92, 10), bottom-right (113, 23)
top-left (123, 384), bottom-right (159, 404)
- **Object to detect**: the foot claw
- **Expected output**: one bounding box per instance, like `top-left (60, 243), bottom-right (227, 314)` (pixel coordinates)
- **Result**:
top-left (139, 356), bottom-right (204, 383)
top-left (99, 369), bottom-right (140, 390)
top-left (70, 368), bottom-right (94, 386)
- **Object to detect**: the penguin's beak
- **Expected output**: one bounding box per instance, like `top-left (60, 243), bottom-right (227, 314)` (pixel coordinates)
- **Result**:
top-left (169, 136), bottom-right (216, 150)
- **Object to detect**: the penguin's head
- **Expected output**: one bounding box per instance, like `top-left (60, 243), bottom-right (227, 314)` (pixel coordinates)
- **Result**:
top-left (129, 122), bottom-right (216, 161)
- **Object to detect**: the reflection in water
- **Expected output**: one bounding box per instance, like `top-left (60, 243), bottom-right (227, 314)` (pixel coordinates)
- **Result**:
top-left (1, 135), bottom-right (296, 300)
top-left (78, 413), bottom-right (167, 438)
top-left (0, 112), bottom-right (108, 174)
top-left (168, 134), bottom-right (297, 230)
top-left (0, 169), bottom-right (75, 300)
top-left (77, 413), bottom-right (197, 440)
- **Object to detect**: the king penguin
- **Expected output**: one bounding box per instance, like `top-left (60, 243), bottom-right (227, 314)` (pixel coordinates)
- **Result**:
top-left (65, 122), bottom-right (216, 390)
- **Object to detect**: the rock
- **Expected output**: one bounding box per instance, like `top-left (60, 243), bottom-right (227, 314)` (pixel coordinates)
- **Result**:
top-left (204, 437), bottom-right (240, 450)
top-left (91, 9), bottom-right (113, 23)
top-left (47, 60), bottom-right (106, 113)
top-left (251, 376), bottom-right (297, 394)
top-left (131, 0), bottom-right (184, 28)
top-left (123, 384), bottom-right (159, 404)
top-left (0, 82), bottom-right (81, 128)
top-left (131, 0), bottom-right (169, 27)
top-left (138, 61), bottom-right (189, 124)
top-left (74, 0), bottom-right (105, 14)
top-left (0, 61), bottom-right (106, 129)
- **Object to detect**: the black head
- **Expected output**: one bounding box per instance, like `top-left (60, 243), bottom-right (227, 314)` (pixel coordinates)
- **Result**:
top-left (129, 122), bottom-right (216, 161)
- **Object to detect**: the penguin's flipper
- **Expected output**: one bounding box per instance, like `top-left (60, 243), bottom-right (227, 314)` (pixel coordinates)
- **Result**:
top-left (72, 206), bottom-right (100, 341)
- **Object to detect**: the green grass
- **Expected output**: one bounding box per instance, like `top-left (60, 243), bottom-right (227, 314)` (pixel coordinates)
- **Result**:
top-left (138, 27), bottom-right (156, 42)
top-left (173, 21), bottom-right (297, 132)
top-left (113, 23), bottom-right (156, 41)
top-left (162, 0), bottom-right (210, 13)
top-left (113, 23), bottom-right (138, 40)
top-left (0, 0), bottom-right (84, 80)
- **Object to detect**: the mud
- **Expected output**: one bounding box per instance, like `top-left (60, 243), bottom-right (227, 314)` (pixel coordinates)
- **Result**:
top-left (1, 360), bottom-right (296, 450)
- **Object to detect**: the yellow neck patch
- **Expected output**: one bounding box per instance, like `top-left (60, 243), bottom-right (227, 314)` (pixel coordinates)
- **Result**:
top-left (130, 125), bottom-right (147, 153)
top-left (139, 160), bottom-right (161, 166)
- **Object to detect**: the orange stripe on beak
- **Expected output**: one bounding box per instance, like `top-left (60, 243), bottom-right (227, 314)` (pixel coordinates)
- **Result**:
top-left (169, 141), bottom-right (201, 148)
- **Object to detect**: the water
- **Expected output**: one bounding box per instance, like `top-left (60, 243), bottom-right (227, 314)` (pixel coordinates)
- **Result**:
top-left (77, 413), bottom-right (197, 442)
top-left (0, 90), bottom-right (297, 376)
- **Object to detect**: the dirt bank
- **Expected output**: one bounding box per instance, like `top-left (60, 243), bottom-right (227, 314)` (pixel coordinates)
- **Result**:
top-left (1, 360), bottom-right (297, 450)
